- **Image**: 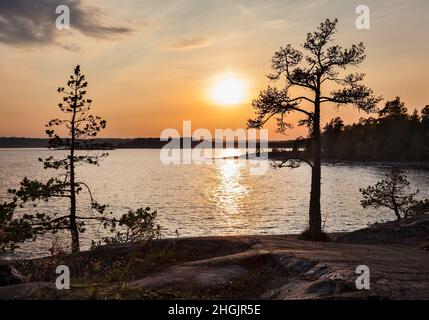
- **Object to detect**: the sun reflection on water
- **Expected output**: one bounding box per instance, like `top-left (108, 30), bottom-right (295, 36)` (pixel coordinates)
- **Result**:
top-left (213, 159), bottom-right (248, 219)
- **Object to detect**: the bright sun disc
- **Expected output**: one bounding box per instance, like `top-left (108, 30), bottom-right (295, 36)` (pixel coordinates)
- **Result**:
top-left (211, 75), bottom-right (247, 106)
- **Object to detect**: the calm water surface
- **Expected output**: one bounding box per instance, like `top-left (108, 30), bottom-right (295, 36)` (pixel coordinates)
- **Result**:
top-left (1, 148), bottom-right (428, 258)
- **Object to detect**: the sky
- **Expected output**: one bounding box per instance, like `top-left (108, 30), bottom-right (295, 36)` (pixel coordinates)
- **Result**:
top-left (0, 0), bottom-right (428, 139)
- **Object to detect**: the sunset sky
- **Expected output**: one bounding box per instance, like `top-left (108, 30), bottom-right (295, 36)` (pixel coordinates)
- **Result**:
top-left (0, 0), bottom-right (428, 140)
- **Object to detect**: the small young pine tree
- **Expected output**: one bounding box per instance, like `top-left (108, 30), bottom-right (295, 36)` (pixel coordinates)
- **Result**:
top-left (360, 168), bottom-right (429, 220)
top-left (9, 65), bottom-right (109, 253)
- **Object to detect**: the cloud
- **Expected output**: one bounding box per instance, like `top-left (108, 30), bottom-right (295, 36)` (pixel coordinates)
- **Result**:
top-left (0, 0), bottom-right (132, 48)
top-left (261, 18), bottom-right (289, 29)
top-left (168, 37), bottom-right (211, 50)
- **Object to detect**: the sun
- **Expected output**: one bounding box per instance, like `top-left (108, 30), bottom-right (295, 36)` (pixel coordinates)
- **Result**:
top-left (210, 74), bottom-right (247, 106)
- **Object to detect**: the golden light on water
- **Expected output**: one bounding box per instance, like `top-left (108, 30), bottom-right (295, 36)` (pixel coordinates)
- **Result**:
top-left (213, 159), bottom-right (247, 216)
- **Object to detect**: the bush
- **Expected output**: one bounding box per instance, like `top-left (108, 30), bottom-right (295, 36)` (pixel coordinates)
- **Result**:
top-left (0, 200), bottom-right (33, 252)
top-left (93, 207), bottom-right (161, 248)
top-left (360, 168), bottom-right (429, 220)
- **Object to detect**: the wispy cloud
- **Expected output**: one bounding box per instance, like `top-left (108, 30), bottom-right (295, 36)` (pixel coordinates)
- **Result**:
top-left (167, 36), bottom-right (211, 50)
top-left (261, 18), bottom-right (289, 29)
top-left (0, 0), bottom-right (132, 48)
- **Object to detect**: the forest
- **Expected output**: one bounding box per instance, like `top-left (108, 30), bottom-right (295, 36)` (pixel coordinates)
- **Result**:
top-left (321, 97), bottom-right (429, 161)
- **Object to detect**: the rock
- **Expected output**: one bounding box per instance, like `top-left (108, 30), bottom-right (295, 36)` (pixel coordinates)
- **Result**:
top-left (305, 278), bottom-right (335, 295)
top-left (336, 215), bottom-right (429, 245)
top-left (0, 282), bottom-right (55, 300)
top-left (273, 254), bottom-right (316, 276)
top-left (304, 263), bottom-right (330, 278)
top-left (0, 264), bottom-right (27, 287)
top-left (130, 265), bottom-right (248, 290)
top-left (1, 219), bottom-right (428, 300)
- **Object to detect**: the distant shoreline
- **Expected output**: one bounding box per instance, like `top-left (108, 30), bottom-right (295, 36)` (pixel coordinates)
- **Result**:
top-left (1, 145), bottom-right (428, 169)
top-left (0, 137), bottom-right (293, 149)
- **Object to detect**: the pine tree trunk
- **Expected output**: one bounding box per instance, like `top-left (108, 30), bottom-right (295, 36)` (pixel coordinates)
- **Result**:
top-left (308, 89), bottom-right (322, 239)
top-left (69, 163), bottom-right (79, 253)
top-left (392, 199), bottom-right (402, 220)
top-left (69, 94), bottom-right (80, 253)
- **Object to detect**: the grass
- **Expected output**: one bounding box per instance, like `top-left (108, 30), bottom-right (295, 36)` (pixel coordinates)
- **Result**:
top-left (298, 229), bottom-right (332, 242)
top-left (14, 245), bottom-right (282, 300)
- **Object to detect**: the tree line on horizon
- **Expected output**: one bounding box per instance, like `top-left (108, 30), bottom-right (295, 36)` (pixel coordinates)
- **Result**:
top-left (321, 97), bottom-right (429, 162)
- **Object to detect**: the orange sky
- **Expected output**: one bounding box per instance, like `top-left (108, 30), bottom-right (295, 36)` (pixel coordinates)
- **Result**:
top-left (0, 0), bottom-right (428, 140)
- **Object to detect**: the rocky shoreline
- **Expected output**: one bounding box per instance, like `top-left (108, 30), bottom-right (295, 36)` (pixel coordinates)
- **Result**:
top-left (0, 215), bottom-right (428, 300)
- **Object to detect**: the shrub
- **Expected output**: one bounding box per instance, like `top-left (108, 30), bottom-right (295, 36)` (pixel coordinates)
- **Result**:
top-left (360, 168), bottom-right (429, 220)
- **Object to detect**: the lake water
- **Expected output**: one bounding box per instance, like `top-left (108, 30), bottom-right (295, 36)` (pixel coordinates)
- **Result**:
top-left (1, 148), bottom-right (428, 259)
